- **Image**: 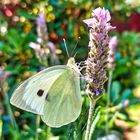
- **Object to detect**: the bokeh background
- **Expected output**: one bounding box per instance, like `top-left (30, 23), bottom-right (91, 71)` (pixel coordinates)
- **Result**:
top-left (1, 0), bottom-right (140, 140)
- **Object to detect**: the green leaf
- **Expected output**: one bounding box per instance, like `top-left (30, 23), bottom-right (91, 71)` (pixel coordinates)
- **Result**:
top-left (111, 81), bottom-right (121, 103)
top-left (118, 89), bottom-right (132, 103)
top-left (125, 120), bottom-right (138, 127)
top-left (17, 10), bottom-right (36, 20)
top-left (6, 30), bottom-right (19, 48)
top-left (113, 66), bottom-right (128, 78)
top-left (117, 58), bottom-right (129, 65)
top-left (56, 29), bottom-right (64, 35)
top-left (134, 58), bottom-right (140, 67)
top-left (117, 112), bottom-right (127, 120)
top-left (0, 42), bottom-right (4, 49)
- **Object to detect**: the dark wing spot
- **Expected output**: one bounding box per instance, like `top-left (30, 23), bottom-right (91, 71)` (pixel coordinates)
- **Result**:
top-left (37, 89), bottom-right (44, 97)
top-left (45, 93), bottom-right (49, 101)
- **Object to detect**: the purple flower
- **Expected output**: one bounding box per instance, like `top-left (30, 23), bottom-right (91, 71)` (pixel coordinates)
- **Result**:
top-left (0, 67), bottom-right (10, 81)
top-left (36, 13), bottom-right (46, 28)
top-left (123, 99), bottom-right (129, 108)
top-left (109, 36), bottom-right (118, 51)
top-left (94, 32), bottom-right (105, 40)
top-left (47, 41), bottom-right (56, 52)
top-left (29, 42), bottom-right (41, 51)
top-left (47, 41), bottom-right (59, 64)
top-left (29, 10), bottom-right (59, 65)
top-left (92, 7), bottom-right (111, 26)
top-left (83, 7), bottom-right (115, 32)
top-left (36, 12), bottom-right (48, 40)
top-left (83, 18), bottom-right (97, 28)
top-left (84, 7), bottom-right (115, 97)
top-left (108, 36), bottom-right (118, 69)
top-left (105, 25), bottom-right (115, 32)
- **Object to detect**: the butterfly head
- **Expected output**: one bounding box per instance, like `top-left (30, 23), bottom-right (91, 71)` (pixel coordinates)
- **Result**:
top-left (67, 57), bottom-right (80, 74)
top-left (67, 57), bottom-right (75, 65)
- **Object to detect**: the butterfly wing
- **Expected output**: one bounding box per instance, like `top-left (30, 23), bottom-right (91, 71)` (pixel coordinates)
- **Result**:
top-left (41, 68), bottom-right (82, 128)
top-left (10, 65), bottom-right (67, 115)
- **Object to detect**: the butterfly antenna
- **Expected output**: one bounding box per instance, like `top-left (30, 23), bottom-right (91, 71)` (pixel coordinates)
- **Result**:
top-left (71, 36), bottom-right (80, 57)
top-left (73, 51), bottom-right (78, 58)
top-left (63, 38), bottom-right (70, 58)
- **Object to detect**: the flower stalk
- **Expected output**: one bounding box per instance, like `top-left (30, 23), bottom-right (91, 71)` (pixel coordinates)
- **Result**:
top-left (105, 70), bottom-right (113, 134)
top-left (35, 115), bottom-right (40, 140)
top-left (0, 68), bottom-right (17, 129)
top-left (106, 36), bottom-right (118, 134)
top-left (108, 36), bottom-right (118, 70)
top-left (85, 98), bottom-right (96, 140)
top-left (83, 7), bottom-right (115, 140)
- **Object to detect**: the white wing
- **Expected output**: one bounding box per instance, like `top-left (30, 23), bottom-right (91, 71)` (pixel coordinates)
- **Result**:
top-left (10, 65), bottom-right (67, 115)
top-left (41, 68), bottom-right (82, 127)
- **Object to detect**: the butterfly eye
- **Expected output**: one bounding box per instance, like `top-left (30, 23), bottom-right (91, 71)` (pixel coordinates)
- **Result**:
top-left (37, 89), bottom-right (44, 97)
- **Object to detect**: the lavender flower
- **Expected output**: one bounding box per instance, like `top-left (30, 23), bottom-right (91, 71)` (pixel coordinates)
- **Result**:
top-left (109, 36), bottom-right (118, 48)
top-left (36, 12), bottom-right (48, 41)
top-left (123, 99), bottom-right (129, 108)
top-left (108, 36), bottom-right (118, 69)
top-left (83, 7), bottom-right (115, 32)
top-left (0, 67), bottom-right (10, 99)
top-left (0, 67), bottom-right (10, 83)
top-left (47, 41), bottom-right (56, 52)
top-left (47, 41), bottom-right (59, 64)
top-left (29, 42), bottom-right (41, 52)
top-left (29, 10), bottom-right (59, 65)
top-left (84, 7), bottom-right (115, 98)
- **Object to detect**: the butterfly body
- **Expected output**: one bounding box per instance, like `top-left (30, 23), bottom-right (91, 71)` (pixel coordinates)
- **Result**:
top-left (10, 57), bottom-right (82, 127)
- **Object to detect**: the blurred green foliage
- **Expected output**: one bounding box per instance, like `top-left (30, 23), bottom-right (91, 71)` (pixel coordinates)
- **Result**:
top-left (1, 0), bottom-right (140, 140)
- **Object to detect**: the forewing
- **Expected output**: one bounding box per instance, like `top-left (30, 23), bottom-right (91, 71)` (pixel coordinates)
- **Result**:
top-left (41, 68), bottom-right (82, 127)
top-left (10, 65), bottom-right (66, 115)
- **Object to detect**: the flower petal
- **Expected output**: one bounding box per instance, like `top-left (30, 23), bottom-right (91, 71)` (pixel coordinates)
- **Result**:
top-left (83, 18), bottom-right (97, 27)
top-left (29, 42), bottom-right (41, 51)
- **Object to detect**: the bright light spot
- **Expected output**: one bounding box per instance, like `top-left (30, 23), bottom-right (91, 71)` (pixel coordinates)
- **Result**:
top-left (56, 49), bottom-right (62, 54)
top-left (0, 26), bottom-right (7, 34)
top-left (33, 8), bottom-right (38, 14)
top-left (44, 48), bottom-right (50, 53)
top-left (47, 6), bottom-right (53, 12)
top-left (20, 17), bottom-right (26, 22)
top-left (125, 0), bottom-right (133, 4)
top-left (80, 26), bottom-right (84, 32)
top-left (37, 38), bottom-right (42, 43)
top-left (14, 111), bottom-right (20, 117)
top-left (125, 0), bottom-right (140, 7)
top-left (13, 16), bottom-right (19, 22)
top-left (5, 9), bottom-right (12, 17)
top-left (21, 2), bottom-right (27, 8)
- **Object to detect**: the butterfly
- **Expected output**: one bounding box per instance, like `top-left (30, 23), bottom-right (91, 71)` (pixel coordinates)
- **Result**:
top-left (10, 57), bottom-right (82, 128)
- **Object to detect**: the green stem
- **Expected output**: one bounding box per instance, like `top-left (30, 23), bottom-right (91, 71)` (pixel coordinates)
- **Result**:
top-left (0, 81), bottom-right (18, 130)
top-left (85, 98), bottom-right (96, 140)
top-left (0, 116), bottom-right (2, 140)
top-left (105, 70), bottom-right (113, 134)
top-left (35, 115), bottom-right (40, 140)
top-left (5, 94), bottom-right (18, 129)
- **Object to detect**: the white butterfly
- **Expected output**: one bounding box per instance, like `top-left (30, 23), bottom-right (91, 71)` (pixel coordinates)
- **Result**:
top-left (10, 57), bottom-right (82, 128)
